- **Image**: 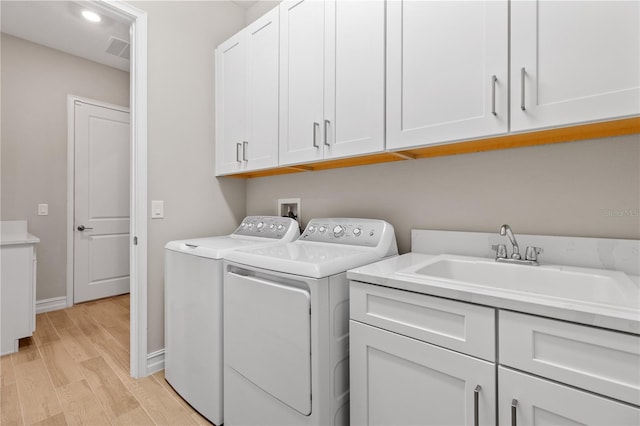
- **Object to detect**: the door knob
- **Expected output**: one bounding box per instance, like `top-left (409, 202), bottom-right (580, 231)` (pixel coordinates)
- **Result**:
top-left (77, 225), bottom-right (93, 231)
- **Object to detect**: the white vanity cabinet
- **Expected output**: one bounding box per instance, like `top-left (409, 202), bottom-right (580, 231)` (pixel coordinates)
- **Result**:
top-left (510, 1), bottom-right (640, 132)
top-left (386, 0), bottom-right (509, 150)
top-left (1, 221), bottom-right (39, 356)
top-left (349, 282), bottom-right (496, 426)
top-left (350, 282), bottom-right (640, 425)
top-left (278, 0), bottom-right (385, 166)
top-left (500, 368), bottom-right (640, 426)
top-left (499, 311), bottom-right (640, 426)
top-left (215, 7), bottom-right (279, 176)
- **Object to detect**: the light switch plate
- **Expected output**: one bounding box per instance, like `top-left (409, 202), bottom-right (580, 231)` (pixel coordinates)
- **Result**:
top-left (38, 204), bottom-right (48, 216)
top-left (151, 200), bottom-right (164, 219)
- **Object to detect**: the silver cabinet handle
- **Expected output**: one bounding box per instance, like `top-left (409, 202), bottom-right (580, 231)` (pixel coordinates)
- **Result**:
top-left (520, 67), bottom-right (526, 111)
top-left (236, 142), bottom-right (242, 163)
top-left (474, 385), bottom-right (481, 426)
top-left (313, 122), bottom-right (320, 148)
top-left (511, 399), bottom-right (518, 426)
top-left (77, 225), bottom-right (93, 231)
top-left (323, 119), bottom-right (331, 146)
top-left (242, 141), bottom-right (248, 161)
top-left (491, 75), bottom-right (497, 116)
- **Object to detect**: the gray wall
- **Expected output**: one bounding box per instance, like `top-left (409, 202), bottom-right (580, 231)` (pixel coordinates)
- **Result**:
top-left (247, 135), bottom-right (640, 254)
top-left (131, 1), bottom-right (246, 352)
top-left (245, 1), bottom-right (280, 24)
top-left (1, 34), bottom-right (130, 301)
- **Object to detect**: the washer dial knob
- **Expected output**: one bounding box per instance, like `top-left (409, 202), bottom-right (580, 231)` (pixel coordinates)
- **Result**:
top-left (333, 225), bottom-right (345, 238)
top-left (257, 222), bottom-right (265, 230)
top-left (353, 227), bottom-right (362, 237)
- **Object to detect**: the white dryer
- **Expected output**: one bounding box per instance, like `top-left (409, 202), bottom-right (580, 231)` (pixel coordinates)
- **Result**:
top-left (164, 216), bottom-right (300, 425)
top-left (223, 218), bottom-right (398, 426)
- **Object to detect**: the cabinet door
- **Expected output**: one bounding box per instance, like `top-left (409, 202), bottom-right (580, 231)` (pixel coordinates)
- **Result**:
top-left (350, 321), bottom-right (495, 426)
top-left (323, 0), bottom-right (385, 159)
top-left (499, 367), bottom-right (640, 426)
top-left (244, 7), bottom-right (279, 171)
top-left (387, 1), bottom-right (508, 150)
top-left (215, 31), bottom-right (245, 175)
top-left (511, 1), bottom-right (640, 132)
top-left (279, 0), bottom-right (325, 166)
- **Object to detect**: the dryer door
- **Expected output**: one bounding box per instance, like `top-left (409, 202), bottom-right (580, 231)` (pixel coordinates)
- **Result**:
top-left (225, 271), bottom-right (312, 415)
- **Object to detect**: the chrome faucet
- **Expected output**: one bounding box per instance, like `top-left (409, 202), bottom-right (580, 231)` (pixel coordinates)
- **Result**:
top-left (500, 224), bottom-right (521, 260)
top-left (493, 224), bottom-right (543, 266)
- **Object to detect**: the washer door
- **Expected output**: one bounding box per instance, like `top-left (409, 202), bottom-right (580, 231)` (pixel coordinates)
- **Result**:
top-left (225, 271), bottom-right (312, 415)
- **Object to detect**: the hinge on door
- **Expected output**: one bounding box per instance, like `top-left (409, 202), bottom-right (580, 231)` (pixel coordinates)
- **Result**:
top-left (133, 236), bottom-right (138, 245)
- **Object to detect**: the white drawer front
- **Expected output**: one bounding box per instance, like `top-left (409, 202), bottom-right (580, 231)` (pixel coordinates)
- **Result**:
top-left (500, 311), bottom-right (640, 406)
top-left (350, 281), bottom-right (495, 361)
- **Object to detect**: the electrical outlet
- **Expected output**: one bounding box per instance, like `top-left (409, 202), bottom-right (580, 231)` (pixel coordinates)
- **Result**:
top-left (277, 198), bottom-right (300, 221)
top-left (38, 204), bottom-right (48, 216)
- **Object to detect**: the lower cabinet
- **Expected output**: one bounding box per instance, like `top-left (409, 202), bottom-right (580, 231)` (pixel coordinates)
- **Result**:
top-left (500, 367), bottom-right (640, 426)
top-left (1, 243), bottom-right (37, 355)
top-left (350, 321), bottom-right (495, 426)
top-left (350, 281), bottom-right (640, 426)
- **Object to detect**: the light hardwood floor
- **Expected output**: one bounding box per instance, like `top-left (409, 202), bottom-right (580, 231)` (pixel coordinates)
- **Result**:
top-left (0, 294), bottom-right (213, 426)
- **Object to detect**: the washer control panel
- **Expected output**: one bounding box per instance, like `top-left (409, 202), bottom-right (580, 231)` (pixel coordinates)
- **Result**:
top-left (233, 216), bottom-right (299, 239)
top-left (301, 218), bottom-right (388, 247)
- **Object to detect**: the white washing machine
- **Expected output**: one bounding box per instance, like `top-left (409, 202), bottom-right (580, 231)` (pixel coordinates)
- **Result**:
top-left (223, 218), bottom-right (398, 426)
top-left (164, 216), bottom-right (300, 425)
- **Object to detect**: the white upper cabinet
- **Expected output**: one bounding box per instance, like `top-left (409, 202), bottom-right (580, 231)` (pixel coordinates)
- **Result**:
top-left (215, 8), bottom-right (279, 176)
top-left (511, 1), bottom-right (640, 132)
top-left (386, 1), bottom-right (509, 150)
top-left (279, 0), bottom-right (385, 166)
top-left (215, 31), bottom-right (245, 175)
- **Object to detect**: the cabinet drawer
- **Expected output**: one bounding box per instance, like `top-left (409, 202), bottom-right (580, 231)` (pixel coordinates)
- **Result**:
top-left (500, 311), bottom-right (640, 406)
top-left (350, 281), bottom-right (495, 361)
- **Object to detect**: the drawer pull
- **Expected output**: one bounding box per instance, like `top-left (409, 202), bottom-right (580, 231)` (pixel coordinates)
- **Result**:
top-left (511, 398), bottom-right (518, 426)
top-left (474, 385), bottom-right (481, 426)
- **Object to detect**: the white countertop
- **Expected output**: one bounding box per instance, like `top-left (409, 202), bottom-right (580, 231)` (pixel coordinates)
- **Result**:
top-left (1, 221), bottom-right (40, 246)
top-left (348, 252), bottom-right (640, 335)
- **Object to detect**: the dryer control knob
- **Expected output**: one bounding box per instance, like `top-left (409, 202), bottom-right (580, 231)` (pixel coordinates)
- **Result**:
top-left (257, 222), bottom-right (265, 230)
top-left (333, 225), bottom-right (345, 238)
top-left (353, 227), bottom-right (362, 237)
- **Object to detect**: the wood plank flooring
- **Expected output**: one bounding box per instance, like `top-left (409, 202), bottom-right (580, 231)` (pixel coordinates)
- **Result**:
top-left (0, 294), bottom-right (213, 426)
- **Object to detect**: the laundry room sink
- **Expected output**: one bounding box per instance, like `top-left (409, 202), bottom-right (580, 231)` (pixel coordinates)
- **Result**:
top-left (397, 255), bottom-right (639, 310)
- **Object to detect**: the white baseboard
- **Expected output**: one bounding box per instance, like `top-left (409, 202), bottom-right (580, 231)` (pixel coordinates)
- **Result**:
top-left (36, 296), bottom-right (68, 314)
top-left (146, 349), bottom-right (165, 375)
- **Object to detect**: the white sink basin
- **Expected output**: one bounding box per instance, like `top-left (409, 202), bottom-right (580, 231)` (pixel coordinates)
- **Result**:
top-left (397, 255), bottom-right (639, 310)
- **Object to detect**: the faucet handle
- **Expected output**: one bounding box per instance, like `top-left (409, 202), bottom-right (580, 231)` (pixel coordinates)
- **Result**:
top-left (525, 246), bottom-right (543, 262)
top-left (492, 244), bottom-right (508, 259)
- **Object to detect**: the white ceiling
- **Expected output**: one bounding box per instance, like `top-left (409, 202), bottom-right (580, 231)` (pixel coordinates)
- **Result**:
top-left (1, 1), bottom-right (131, 72)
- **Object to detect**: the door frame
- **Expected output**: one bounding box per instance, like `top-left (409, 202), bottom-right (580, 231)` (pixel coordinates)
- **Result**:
top-left (65, 0), bottom-right (148, 379)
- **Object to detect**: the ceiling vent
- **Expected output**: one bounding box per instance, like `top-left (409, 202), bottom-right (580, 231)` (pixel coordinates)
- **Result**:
top-left (106, 36), bottom-right (130, 60)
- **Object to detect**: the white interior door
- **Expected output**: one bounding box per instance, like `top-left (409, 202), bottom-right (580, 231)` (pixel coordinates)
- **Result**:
top-left (74, 100), bottom-right (130, 303)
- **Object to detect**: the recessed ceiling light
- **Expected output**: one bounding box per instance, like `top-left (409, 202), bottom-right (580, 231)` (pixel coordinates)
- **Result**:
top-left (82, 10), bottom-right (101, 23)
